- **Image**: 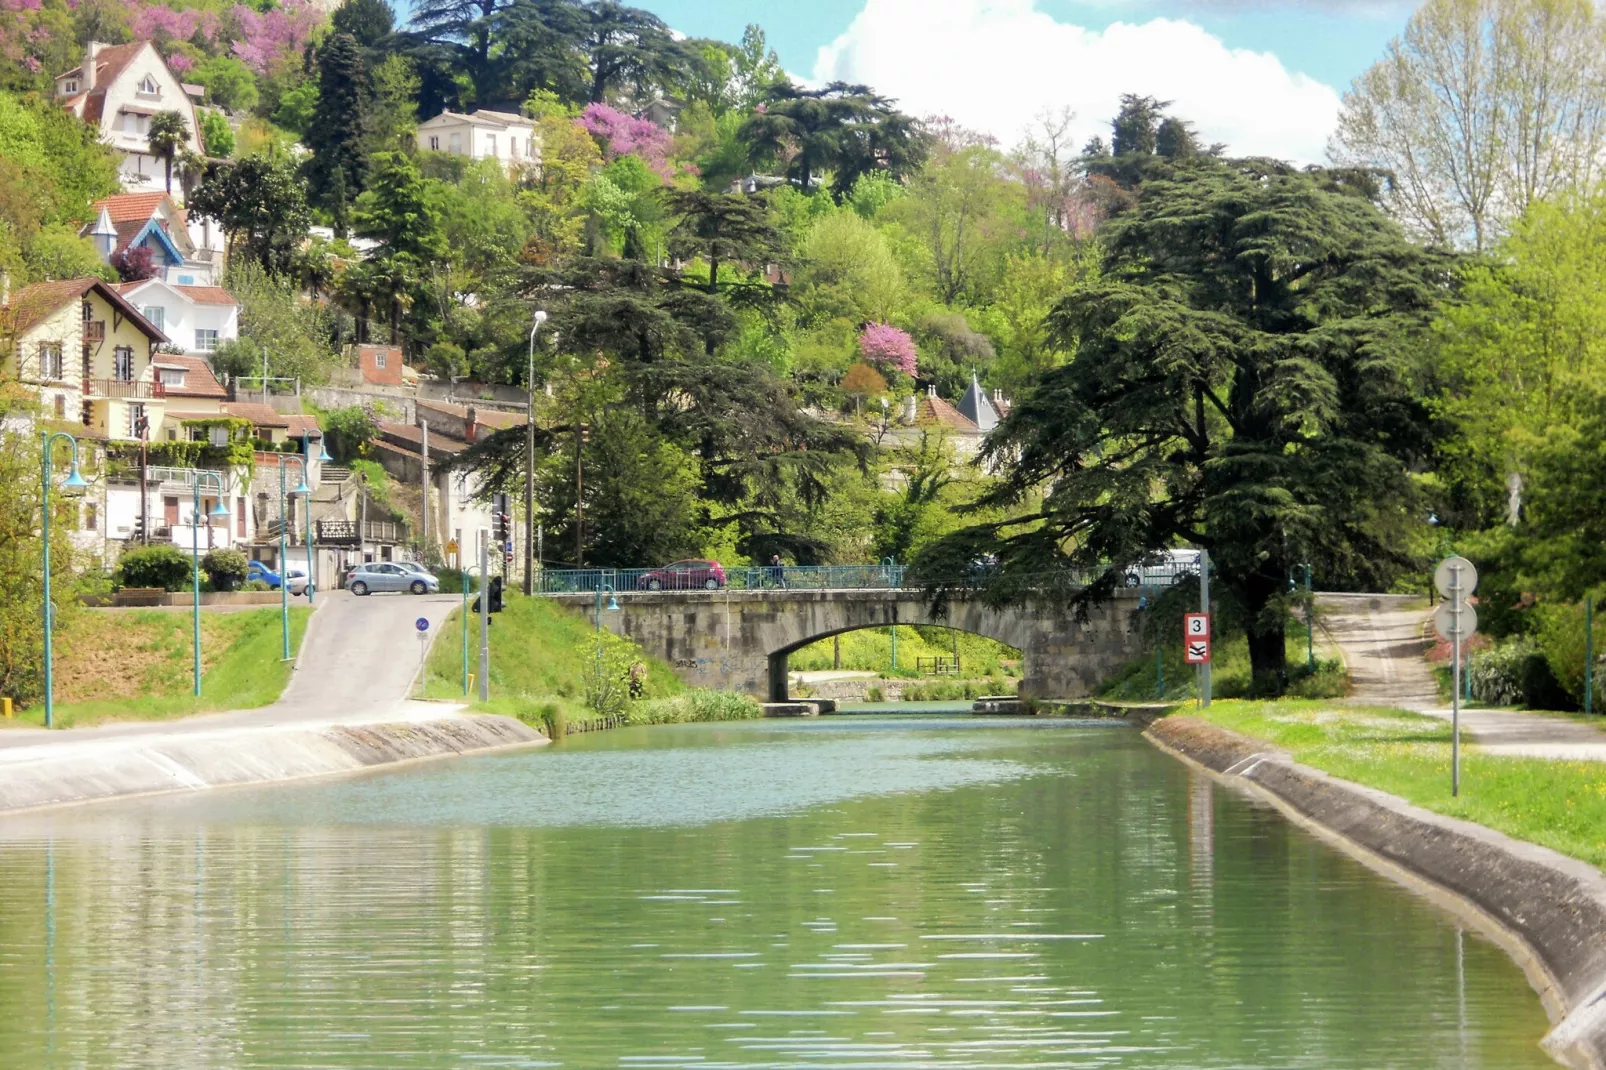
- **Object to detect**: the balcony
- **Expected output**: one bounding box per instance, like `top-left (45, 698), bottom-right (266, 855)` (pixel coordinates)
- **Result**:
top-left (88, 379), bottom-right (167, 400)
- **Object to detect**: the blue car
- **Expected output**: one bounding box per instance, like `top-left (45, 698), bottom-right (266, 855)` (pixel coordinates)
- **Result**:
top-left (248, 559), bottom-right (310, 595)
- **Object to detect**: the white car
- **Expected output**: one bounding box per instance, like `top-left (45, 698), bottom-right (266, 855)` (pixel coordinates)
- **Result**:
top-left (1123, 549), bottom-right (1201, 587)
top-left (283, 567), bottom-right (310, 596)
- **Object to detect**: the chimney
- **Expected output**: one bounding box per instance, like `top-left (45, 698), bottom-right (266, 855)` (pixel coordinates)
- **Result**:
top-left (82, 42), bottom-right (101, 92)
top-left (1, 271), bottom-right (9, 308)
top-left (465, 405), bottom-right (477, 443)
top-left (901, 394), bottom-right (917, 425)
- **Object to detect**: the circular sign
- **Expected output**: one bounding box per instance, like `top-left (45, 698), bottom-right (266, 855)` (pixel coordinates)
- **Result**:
top-left (1434, 601), bottom-right (1477, 641)
top-left (415, 617), bottom-right (430, 633)
top-left (1434, 556), bottom-right (1479, 600)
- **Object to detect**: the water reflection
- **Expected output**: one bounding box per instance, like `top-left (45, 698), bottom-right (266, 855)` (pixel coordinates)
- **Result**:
top-left (0, 716), bottom-right (1558, 1068)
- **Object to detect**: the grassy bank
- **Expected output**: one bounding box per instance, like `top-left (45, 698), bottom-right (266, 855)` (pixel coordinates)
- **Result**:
top-left (10, 607), bottom-right (311, 729)
top-left (790, 625), bottom-right (1021, 678)
top-left (1179, 701), bottom-right (1606, 869)
top-left (418, 594), bottom-right (760, 732)
top-left (1101, 621), bottom-right (1347, 701)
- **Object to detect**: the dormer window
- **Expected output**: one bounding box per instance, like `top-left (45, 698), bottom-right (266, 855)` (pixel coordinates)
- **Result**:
top-left (157, 367), bottom-right (186, 387)
top-left (64, 79), bottom-right (78, 94)
top-left (136, 74), bottom-right (160, 98)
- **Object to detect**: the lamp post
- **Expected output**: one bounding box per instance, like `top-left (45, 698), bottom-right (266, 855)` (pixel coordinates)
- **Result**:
top-left (595, 582), bottom-right (619, 679)
top-left (189, 471), bottom-right (230, 696)
top-left (278, 455), bottom-right (311, 661)
top-left (300, 431), bottom-right (330, 603)
top-left (461, 560), bottom-right (481, 696)
top-left (524, 309), bottom-right (547, 595)
top-left (39, 431), bottom-right (89, 729)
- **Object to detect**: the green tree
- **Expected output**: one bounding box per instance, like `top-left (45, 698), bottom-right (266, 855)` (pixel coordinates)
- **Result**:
top-left (332, 0), bottom-right (395, 49)
top-left (190, 56), bottom-right (259, 114)
top-left (576, 0), bottom-right (684, 103)
top-left (888, 140), bottom-right (1024, 304)
top-left (364, 54), bottom-right (420, 156)
top-left (24, 224), bottom-right (115, 283)
top-left (794, 210), bottom-right (907, 324)
top-left (214, 260), bottom-right (337, 384)
top-left (580, 409), bottom-right (701, 565)
top-left (146, 111), bottom-right (190, 195)
top-left (198, 110), bottom-right (234, 159)
top-left (354, 151), bottom-right (448, 342)
top-left (739, 80), bottom-right (928, 201)
top-left (663, 189), bottom-right (784, 296)
top-left (189, 154), bottom-right (314, 275)
top-left (304, 32), bottom-right (370, 236)
top-left (916, 159), bottom-right (1451, 691)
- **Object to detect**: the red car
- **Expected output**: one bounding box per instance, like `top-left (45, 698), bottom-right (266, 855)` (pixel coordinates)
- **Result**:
top-left (637, 559), bottom-right (726, 590)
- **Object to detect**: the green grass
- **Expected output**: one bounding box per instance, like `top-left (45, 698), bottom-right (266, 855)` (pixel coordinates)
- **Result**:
top-left (419, 593), bottom-right (733, 732)
top-left (1100, 621), bottom-right (1348, 701)
top-left (790, 625), bottom-right (1021, 677)
top-left (1184, 700), bottom-right (1606, 870)
top-left (12, 608), bottom-right (311, 729)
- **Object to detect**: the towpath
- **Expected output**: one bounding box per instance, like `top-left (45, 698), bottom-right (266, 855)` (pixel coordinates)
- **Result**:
top-left (1318, 592), bottom-right (1606, 761)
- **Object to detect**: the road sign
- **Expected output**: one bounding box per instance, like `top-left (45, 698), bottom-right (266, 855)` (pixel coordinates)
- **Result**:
top-left (1434, 601), bottom-right (1478, 641)
top-left (1184, 613), bottom-right (1212, 664)
top-left (415, 617), bottom-right (430, 633)
top-left (446, 539), bottom-right (459, 555)
top-left (1434, 556), bottom-right (1479, 600)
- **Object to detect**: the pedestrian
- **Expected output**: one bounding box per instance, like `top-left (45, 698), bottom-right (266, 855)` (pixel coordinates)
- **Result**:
top-left (769, 554), bottom-right (787, 589)
top-left (628, 661), bottom-right (646, 699)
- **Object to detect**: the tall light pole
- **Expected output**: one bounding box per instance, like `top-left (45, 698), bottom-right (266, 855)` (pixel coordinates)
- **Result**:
top-left (39, 431), bottom-right (89, 729)
top-left (524, 309), bottom-right (547, 595)
top-left (278, 456), bottom-right (311, 661)
top-left (300, 430), bottom-right (330, 602)
top-left (189, 471), bottom-right (230, 696)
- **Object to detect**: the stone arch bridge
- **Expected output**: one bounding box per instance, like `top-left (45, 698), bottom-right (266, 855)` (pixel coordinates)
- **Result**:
top-left (548, 588), bottom-right (1146, 701)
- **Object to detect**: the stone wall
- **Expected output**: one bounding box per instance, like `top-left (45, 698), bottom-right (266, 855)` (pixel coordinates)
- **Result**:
top-left (551, 588), bottom-right (1145, 701)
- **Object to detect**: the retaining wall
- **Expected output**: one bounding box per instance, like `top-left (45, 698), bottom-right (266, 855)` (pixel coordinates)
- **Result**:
top-left (1147, 715), bottom-right (1606, 1070)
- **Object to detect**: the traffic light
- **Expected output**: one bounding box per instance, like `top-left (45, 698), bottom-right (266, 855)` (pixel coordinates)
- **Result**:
top-left (498, 512), bottom-right (511, 541)
top-left (578, 422), bottom-right (590, 444)
top-left (488, 575), bottom-right (504, 613)
top-left (131, 514), bottom-right (145, 542)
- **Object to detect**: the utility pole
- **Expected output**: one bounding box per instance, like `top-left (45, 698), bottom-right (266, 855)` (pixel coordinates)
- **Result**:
top-left (1198, 549), bottom-right (1212, 708)
top-left (524, 311), bottom-right (546, 594)
top-left (478, 529), bottom-right (490, 701)
top-left (420, 419), bottom-right (430, 561)
top-left (358, 470), bottom-right (368, 565)
top-left (574, 421), bottom-right (585, 567)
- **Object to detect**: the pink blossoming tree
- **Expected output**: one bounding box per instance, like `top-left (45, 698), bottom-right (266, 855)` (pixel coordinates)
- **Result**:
top-left (577, 103), bottom-right (676, 181)
top-left (858, 323), bottom-right (918, 378)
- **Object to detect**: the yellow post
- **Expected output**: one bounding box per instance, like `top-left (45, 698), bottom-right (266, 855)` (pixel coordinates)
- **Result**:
top-left (466, 674), bottom-right (475, 695)
top-left (1, 697), bottom-right (11, 718)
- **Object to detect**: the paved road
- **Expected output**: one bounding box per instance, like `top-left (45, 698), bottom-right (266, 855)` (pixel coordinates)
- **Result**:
top-left (1319, 592), bottom-right (1606, 761)
top-left (0, 591), bottom-right (463, 753)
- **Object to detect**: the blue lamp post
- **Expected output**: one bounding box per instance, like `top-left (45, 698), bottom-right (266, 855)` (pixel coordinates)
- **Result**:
top-left (189, 471), bottom-right (230, 696)
top-left (39, 431), bottom-right (89, 729)
top-left (278, 455), bottom-right (311, 661)
top-left (595, 583), bottom-right (620, 677)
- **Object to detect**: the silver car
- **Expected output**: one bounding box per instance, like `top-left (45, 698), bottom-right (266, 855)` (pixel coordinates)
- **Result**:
top-left (347, 562), bottom-right (440, 596)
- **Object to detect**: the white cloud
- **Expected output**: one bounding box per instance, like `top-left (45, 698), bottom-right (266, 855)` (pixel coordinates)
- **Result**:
top-left (812, 0), bottom-right (1343, 164)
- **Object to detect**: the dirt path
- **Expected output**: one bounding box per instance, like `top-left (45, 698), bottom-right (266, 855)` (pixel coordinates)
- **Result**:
top-left (1318, 592), bottom-right (1606, 761)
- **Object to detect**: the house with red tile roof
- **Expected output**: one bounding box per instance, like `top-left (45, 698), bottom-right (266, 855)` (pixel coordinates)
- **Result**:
top-left (83, 192), bottom-right (222, 285)
top-left (113, 278), bottom-right (238, 356)
top-left (56, 41), bottom-right (203, 196)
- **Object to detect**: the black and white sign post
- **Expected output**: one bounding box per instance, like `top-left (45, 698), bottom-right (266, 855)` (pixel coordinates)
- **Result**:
top-left (1434, 556), bottom-right (1479, 797)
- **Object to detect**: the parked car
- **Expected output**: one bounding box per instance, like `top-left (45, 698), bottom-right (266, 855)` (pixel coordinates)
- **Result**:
top-left (346, 562), bottom-right (440, 596)
top-left (1123, 549), bottom-right (1201, 587)
top-left (636, 559), bottom-right (726, 591)
top-left (248, 560), bottom-right (310, 595)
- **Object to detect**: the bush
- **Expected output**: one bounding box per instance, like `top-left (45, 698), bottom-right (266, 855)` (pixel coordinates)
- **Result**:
top-left (629, 689), bottom-right (762, 724)
top-left (117, 545), bottom-right (192, 591)
top-left (242, 579), bottom-right (270, 592)
top-left (201, 548), bottom-right (249, 591)
top-left (1533, 597), bottom-right (1606, 710)
top-left (1468, 638), bottom-right (1563, 707)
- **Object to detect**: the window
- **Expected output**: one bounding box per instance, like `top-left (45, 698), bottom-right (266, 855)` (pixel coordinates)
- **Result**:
top-left (39, 342), bottom-right (63, 380)
top-left (65, 80), bottom-right (78, 94)
top-left (137, 74), bottom-right (159, 97)
top-left (128, 403), bottom-right (146, 438)
top-left (84, 503), bottom-right (97, 532)
top-left (236, 497), bottom-right (246, 537)
top-left (210, 425), bottom-right (229, 447)
top-left (142, 306), bottom-right (165, 331)
top-left (54, 395), bottom-right (66, 419)
top-left (526, 137), bottom-right (534, 156)
top-left (190, 425), bottom-right (208, 442)
top-left (487, 134), bottom-right (497, 157)
top-left (177, 275), bottom-right (194, 285)
top-left (157, 367), bottom-right (185, 387)
top-left (374, 349), bottom-right (387, 368)
top-left (113, 346), bottom-right (134, 381)
top-left (429, 136), bottom-right (439, 150)
top-left (510, 138), bottom-right (519, 159)
top-left (448, 132), bottom-right (462, 154)
top-left (195, 329), bottom-right (218, 352)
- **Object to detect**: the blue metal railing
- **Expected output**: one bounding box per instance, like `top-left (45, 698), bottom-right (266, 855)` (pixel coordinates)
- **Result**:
top-left (531, 558), bottom-right (1202, 596)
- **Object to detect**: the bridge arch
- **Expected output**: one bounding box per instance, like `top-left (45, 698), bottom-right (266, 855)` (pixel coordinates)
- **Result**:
top-left (554, 587), bottom-right (1148, 702)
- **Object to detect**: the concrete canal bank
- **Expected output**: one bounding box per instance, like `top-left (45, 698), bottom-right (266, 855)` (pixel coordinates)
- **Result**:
top-left (1147, 715), bottom-right (1606, 1070)
top-left (0, 709), bottom-right (544, 814)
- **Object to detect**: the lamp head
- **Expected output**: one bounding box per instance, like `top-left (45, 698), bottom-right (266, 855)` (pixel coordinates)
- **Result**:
top-left (209, 500), bottom-right (231, 519)
top-left (293, 478), bottom-right (311, 496)
top-left (61, 466), bottom-right (89, 490)
top-left (533, 309), bottom-right (548, 326)
top-left (317, 437), bottom-right (333, 463)
top-left (606, 595), bottom-right (620, 612)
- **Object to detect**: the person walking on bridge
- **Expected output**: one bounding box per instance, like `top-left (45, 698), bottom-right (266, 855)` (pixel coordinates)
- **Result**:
top-left (768, 554), bottom-right (788, 590)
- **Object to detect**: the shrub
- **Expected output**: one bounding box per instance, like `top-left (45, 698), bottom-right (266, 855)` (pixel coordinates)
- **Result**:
top-left (630, 689), bottom-right (762, 724)
top-left (1469, 639), bottom-right (1566, 707)
top-left (1533, 599), bottom-right (1606, 710)
top-left (242, 579), bottom-right (270, 592)
top-left (202, 548), bottom-right (249, 591)
top-left (117, 544), bottom-right (192, 591)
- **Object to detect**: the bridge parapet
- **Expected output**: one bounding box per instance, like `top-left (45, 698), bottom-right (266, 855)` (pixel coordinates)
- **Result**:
top-left (552, 587), bottom-right (1147, 701)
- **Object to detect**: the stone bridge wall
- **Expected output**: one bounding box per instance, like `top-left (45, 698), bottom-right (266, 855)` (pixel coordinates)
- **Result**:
top-left (548, 589), bottom-right (1146, 701)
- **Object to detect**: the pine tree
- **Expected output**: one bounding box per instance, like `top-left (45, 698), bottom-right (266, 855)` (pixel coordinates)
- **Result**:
top-left (304, 32), bottom-right (370, 237)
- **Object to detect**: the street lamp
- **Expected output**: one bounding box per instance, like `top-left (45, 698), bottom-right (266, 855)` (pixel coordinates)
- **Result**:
top-left (39, 431), bottom-right (88, 729)
top-left (189, 471), bottom-right (230, 696)
top-left (278, 455), bottom-right (310, 661)
top-left (595, 582), bottom-right (620, 679)
top-left (524, 308), bottom-right (547, 595)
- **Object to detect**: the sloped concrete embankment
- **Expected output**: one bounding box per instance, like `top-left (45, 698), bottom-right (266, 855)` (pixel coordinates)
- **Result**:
top-left (0, 715), bottom-right (544, 814)
top-left (1147, 716), bottom-right (1606, 1070)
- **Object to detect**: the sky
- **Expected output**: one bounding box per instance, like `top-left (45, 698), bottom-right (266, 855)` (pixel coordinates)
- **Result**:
top-left (636, 0), bottom-right (1418, 164)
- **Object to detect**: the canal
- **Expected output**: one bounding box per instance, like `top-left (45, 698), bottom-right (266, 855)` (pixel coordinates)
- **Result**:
top-left (0, 712), bottom-right (1557, 1067)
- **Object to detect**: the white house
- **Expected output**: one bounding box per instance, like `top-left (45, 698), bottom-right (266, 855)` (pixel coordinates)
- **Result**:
top-left (113, 278), bottom-right (239, 357)
top-left (57, 41), bottom-right (204, 195)
top-left (82, 192), bottom-right (224, 286)
top-left (416, 110), bottom-right (540, 172)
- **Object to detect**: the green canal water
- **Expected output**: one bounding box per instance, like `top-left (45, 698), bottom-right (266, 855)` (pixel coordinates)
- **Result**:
top-left (0, 713), bottom-right (1558, 1068)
